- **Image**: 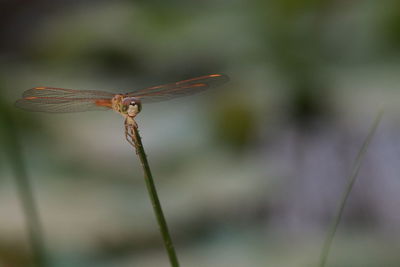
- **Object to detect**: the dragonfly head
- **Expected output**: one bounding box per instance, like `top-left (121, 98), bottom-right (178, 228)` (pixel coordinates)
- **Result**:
top-left (121, 97), bottom-right (142, 117)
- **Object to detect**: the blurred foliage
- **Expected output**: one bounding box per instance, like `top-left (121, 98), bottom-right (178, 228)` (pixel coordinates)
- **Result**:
top-left (0, 239), bottom-right (31, 267)
top-left (212, 96), bottom-right (258, 151)
top-left (382, 0), bottom-right (400, 51)
top-left (0, 0), bottom-right (400, 266)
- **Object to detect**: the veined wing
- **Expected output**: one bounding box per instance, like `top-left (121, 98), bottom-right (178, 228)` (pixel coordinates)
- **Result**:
top-left (127, 74), bottom-right (229, 103)
top-left (16, 87), bottom-right (115, 113)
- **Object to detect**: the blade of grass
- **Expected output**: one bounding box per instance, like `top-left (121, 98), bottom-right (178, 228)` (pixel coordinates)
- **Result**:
top-left (0, 108), bottom-right (49, 267)
top-left (318, 110), bottom-right (384, 267)
top-left (131, 125), bottom-right (180, 267)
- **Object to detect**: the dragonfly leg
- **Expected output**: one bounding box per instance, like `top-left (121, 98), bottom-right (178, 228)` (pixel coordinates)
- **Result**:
top-left (129, 123), bottom-right (139, 147)
top-left (125, 128), bottom-right (136, 147)
top-left (124, 119), bottom-right (136, 147)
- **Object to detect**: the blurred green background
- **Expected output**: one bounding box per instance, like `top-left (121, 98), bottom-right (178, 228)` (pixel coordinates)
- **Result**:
top-left (1, 0), bottom-right (400, 266)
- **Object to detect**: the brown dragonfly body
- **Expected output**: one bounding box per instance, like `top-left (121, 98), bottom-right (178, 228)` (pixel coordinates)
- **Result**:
top-left (16, 74), bottom-right (229, 146)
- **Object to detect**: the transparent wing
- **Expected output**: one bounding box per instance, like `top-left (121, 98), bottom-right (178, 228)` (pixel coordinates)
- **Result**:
top-left (22, 87), bottom-right (115, 98)
top-left (16, 87), bottom-right (114, 113)
top-left (127, 74), bottom-right (229, 103)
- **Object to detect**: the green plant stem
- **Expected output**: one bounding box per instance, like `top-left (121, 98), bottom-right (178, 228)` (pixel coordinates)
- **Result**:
top-left (1, 112), bottom-right (48, 267)
top-left (132, 125), bottom-right (180, 267)
top-left (318, 110), bottom-right (384, 267)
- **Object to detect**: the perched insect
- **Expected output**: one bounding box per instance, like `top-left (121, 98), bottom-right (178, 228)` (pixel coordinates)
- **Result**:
top-left (16, 74), bottom-right (229, 146)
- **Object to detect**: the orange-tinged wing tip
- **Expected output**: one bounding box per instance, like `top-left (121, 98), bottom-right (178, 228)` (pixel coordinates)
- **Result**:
top-left (34, 87), bottom-right (46, 90)
top-left (25, 97), bottom-right (38, 100)
top-left (192, 83), bottom-right (207, 87)
top-left (209, 74), bottom-right (222, 77)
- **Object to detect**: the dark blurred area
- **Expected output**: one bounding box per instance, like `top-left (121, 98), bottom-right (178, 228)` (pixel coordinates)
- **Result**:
top-left (1, 0), bottom-right (400, 266)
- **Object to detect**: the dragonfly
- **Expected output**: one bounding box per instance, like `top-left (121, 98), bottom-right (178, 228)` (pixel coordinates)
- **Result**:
top-left (16, 74), bottom-right (229, 147)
